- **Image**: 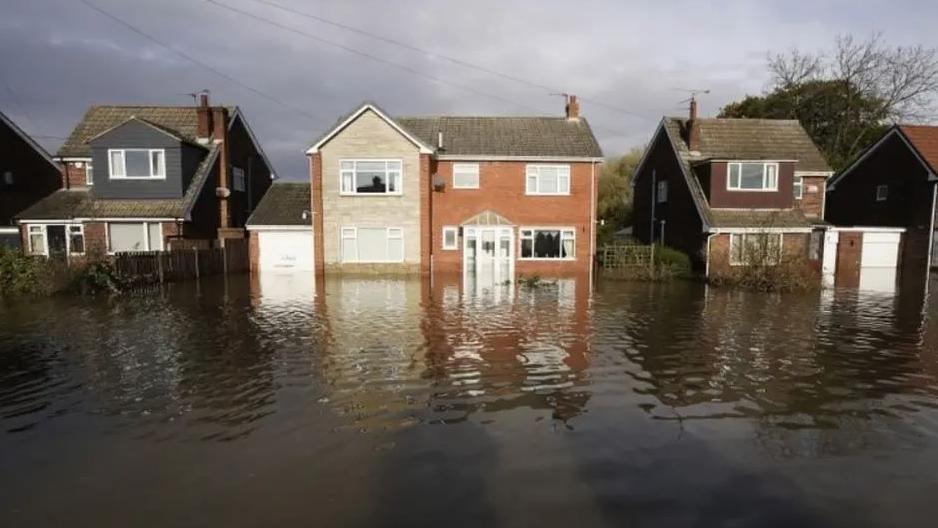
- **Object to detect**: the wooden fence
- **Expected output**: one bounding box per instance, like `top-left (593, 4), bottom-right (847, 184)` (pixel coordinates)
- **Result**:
top-left (114, 239), bottom-right (249, 285)
top-left (597, 244), bottom-right (655, 270)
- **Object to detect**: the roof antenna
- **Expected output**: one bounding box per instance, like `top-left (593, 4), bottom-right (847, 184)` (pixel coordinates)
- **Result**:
top-left (183, 89), bottom-right (210, 105)
top-left (674, 88), bottom-right (710, 118)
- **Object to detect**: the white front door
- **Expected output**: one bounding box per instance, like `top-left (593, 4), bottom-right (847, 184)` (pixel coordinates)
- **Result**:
top-left (463, 226), bottom-right (514, 289)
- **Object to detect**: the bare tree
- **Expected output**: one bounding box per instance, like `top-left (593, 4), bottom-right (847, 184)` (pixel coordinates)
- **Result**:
top-left (769, 33), bottom-right (938, 123)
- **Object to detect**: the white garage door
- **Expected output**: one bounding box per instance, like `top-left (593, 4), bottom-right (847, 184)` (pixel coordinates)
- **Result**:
top-left (859, 231), bottom-right (901, 293)
top-left (258, 230), bottom-right (315, 272)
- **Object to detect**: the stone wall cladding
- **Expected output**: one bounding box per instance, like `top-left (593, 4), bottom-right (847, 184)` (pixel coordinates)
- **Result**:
top-left (318, 110), bottom-right (422, 270)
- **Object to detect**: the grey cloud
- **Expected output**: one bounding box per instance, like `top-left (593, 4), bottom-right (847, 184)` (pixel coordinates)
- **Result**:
top-left (2, 0), bottom-right (937, 180)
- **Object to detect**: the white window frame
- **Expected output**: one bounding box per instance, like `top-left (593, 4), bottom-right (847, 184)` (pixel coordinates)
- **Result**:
top-left (25, 223), bottom-right (84, 256)
top-left (85, 161), bottom-right (94, 186)
top-left (442, 226), bottom-right (459, 250)
top-left (519, 227), bottom-right (576, 261)
top-left (525, 164), bottom-right (571, 196)
top-left (339, 226), bottom-right (405, 263)
top-left (338, 159), bottom-right (403, 196)
top-left (107, 149), bottom-right (166, 180)
top-left (3, 171), bottom-right (12, 185)
top-left (657, 180), bottom-right (668, 203)
top-left (793, 175), bottom-right (803, 200)
top-left (727, 162), bottom-right (779, 192)
top-left (105, 222), bottom-right (164, 254)
top-left (452, 163), bottom-right (480, 189)
top-left (876, 184), bottom-right (889, 202)
top-left (27, 225), bottom-right (47, 255)
top-left (729, 233), bottom-right (783, 266)
top-left (232, 166), bottom-right (246, 192)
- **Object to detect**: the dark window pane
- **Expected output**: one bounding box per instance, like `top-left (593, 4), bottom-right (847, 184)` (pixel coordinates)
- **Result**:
top-left (125, 151), bottom-right (151, 177)
top-left (521, 238), bottom-right (533, 258)
top-left (356, 171), bottom-right (387, 193)
top-left (533, 230), bottom-right (561, 258)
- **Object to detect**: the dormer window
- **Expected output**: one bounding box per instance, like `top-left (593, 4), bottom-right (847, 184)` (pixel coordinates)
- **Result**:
top-left (108, 149), bottom-right (166, 180)
top-left (727, 162), bottom-right (778, 192)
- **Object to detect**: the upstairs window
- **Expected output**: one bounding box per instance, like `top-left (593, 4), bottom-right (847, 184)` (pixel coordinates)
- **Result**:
top-left (108, 149), bottom-right (165, 180)
top-left (876, 184), bottom-right (889, 202)
top-left (85, 161), bottom-right (93, 186)
top-left (232, 166), bottom-right (246, 192)
top-left (728, 162), bottom-right (778, 191)
top-left (793, 176), bottom-right (803, 199)
top-left (340, 159), bottom-right (402, 195)
top-left (526, 165), bottom-right (570, 195)
top-left (657, 181), bottom-right (668, 203)
top-left (452, 163), bottom-right (480, 189)
top-left (3, 171), bottom-right (12, 185)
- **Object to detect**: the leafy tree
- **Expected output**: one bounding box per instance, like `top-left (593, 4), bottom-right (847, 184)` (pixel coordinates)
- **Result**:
top-left (597, 147), bottom-right (643, 245)
top-left (720, 34), bottom-right (938, 170)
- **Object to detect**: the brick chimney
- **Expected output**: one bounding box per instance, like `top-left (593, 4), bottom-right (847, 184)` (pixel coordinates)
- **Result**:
top-left (565, 94), bottom-right (580, 120)
top-left (212, 105), bottom-right (232, 234)
top-left (686, 97), bottom-right (701, 152)
top-left (196, 92), bottom-right (212, 142)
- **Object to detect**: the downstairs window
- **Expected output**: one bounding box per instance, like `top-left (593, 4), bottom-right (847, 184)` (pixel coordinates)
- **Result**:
top-left (520, 228), bottom-right (575, 260)
top-left (730, 233), bottom-right (782, 266)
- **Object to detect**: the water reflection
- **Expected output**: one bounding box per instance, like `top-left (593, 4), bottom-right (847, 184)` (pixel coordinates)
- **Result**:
top-left (3, 275), bottom-right (938, 525)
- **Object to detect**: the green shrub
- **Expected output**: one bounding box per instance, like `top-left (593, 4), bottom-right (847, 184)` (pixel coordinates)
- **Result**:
top-left (70, 260), bottom-right (127, 295)
top-left (652, 244), bottom-right (692, 278)
top-left (0, 248), bottom-right (61, 297)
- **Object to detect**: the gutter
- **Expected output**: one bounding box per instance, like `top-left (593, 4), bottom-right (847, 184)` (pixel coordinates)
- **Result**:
top-left (704, 232), bottom-right (717, 279)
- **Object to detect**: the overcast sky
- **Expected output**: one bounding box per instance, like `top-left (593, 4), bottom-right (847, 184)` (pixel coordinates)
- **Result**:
top-left (3, 0), bottom-right (937, 180)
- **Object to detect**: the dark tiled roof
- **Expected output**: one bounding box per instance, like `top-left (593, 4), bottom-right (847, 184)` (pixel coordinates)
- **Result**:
top-left (57, 105), bottom-right (234, 158)
top-left (661, 119), bottom-right (817, 230)
top-left (17, 145), bottom-right (219, 220)
top-left (709, 209), bottom-right (813, 229)
top-left (396, 116), bottom-right (603, 158)
top-left (899, 125), bottom-right (938, 174)
top-left (246, 182), bottom-right (311, 226)
top-left (667, 117), bottom-right (831, 172)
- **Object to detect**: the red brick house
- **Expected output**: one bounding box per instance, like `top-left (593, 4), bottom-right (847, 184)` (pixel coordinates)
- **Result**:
top-left (16, 95), bottom-right (274, 261)
top-left (301, 98), bottom-right (603, 284)
top-left (0, 109), bottom-right (62, 248)
top-left (827, 125), bottom-right (938, 287)
top-left (632, 102), bottom-right (833, 278)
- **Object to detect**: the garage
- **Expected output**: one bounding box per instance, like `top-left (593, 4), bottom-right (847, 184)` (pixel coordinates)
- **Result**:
top-left (257, 229), bottom-right (314, 272)
top-left (245, 182), bottom-right (315, 274)
top-left (823, 227), bottom-right (905, 293)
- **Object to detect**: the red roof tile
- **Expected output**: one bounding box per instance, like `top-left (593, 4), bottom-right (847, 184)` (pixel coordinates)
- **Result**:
top-left (899, 125), bottom-right (938, 173)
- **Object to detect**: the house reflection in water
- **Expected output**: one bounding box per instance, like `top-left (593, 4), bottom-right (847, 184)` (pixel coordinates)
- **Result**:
top-left (248, 272), bottom-right (594, 430)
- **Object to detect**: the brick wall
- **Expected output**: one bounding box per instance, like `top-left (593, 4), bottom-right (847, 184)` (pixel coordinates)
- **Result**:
top-left (795, 175), bottom-right (827, 218)
top-left (430, 160), bottom-right (597, 276)
top-left (63, 161), bottom-right (90, 189)
top-left (707, 232), bottom-right (813, 279)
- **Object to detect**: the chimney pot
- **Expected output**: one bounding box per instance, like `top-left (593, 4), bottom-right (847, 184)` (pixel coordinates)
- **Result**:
top-left (565, 94), bottom-right (580, 120)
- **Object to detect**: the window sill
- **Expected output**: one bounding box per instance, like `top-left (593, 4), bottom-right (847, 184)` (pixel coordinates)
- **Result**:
top-left (726, 188), bottom-right (779, 193)
top-left (525, 193), bottom-right (571, 197)
top-left (338, 193), bottom-right (404, 197)
top-left (518, 257), bottom-right (576, 262)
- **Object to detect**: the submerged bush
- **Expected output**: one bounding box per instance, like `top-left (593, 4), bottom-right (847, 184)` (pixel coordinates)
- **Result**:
top-left (709, 235), bottom-right (818, 293)
top-left (602, 244), bottom-right (693, 282)
top-left (70, 260), bottom-right (128, 295)
top-left (0, 248), bottom-right (61, 297)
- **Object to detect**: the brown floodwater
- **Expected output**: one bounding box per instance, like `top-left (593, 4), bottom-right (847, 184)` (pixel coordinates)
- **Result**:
top-left (2, 273), bottom-right (938, 527)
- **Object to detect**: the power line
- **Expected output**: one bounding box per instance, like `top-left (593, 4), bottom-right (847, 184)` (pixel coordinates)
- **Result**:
top-left (237, 0), bottom-right (652, 121)
top-left (204, 0), bottom-right (552, 116)
top-left (78, 0), bottom-right (324, 122)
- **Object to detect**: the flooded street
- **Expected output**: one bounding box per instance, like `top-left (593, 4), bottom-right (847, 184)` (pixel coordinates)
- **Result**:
top-left (3, 274), bottom-right (938, 527)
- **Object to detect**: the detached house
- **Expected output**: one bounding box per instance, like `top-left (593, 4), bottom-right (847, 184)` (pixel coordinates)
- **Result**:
top-left (632, 101), bottom-right (833, 278)
top-left (827, 125), bottom-right (938, 288)
top-left (302, 99), bottom-right (603, 282)
top-left (0, 110), bottom-right (61, 247)
top-left (16, 95), bottom-right (274, 259)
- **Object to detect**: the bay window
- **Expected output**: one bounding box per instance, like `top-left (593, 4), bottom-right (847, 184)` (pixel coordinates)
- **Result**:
top-left (340, 159), bottom-right (402, 195)
top-left (340, 226), bottom-right (404, 262)
top-left (520, 228), bottom-right (575, 260)
top-left (730, 233), bottom-right (782, 266)
top-left (728, 162), bottom-right (778, 191)
top-left (107, 222), bottom-right (164, 253)
top-left (108, 149), bottom-right (165, 179)
top-left (525, 165), bottom-right (570, 195)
